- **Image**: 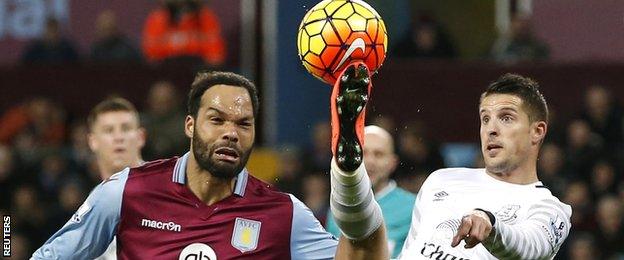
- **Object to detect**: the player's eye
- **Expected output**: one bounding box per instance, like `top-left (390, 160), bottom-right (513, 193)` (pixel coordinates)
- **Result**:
top-left (238, 121), bottom-right (252, 128)
top-left (210, 117), bottom-right (224, 124)
top-left (121, 124), bottom-right (132, 132)
top-left (481, 116), bottom-right (489, 124)
top-left (501, 115), bottom-right (513, 123)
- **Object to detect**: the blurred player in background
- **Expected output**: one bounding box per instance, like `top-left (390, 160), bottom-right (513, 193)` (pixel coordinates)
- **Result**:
top-left (326, 125), bottom-right (415, 258)
top-left (87, 97), bottom-right (145, 180)
top-left (87, 97), bottom-right (146, 259)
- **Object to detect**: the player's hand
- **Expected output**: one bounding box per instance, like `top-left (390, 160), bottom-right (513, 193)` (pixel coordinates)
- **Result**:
top-left (451, 210), bottom-right (493, 249)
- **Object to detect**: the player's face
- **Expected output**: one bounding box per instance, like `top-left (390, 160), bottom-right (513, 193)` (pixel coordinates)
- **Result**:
top-left (89, 111), bottom-right (145, 173)
top-left (479, 94), bottom-right (534, 174)
top-left (363, 132), bottom-right (397, 189)
top-left (186, 85), bottom-right (255, 179)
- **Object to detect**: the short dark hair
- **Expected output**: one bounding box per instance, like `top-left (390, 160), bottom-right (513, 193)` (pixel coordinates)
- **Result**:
top-left (480, 73), bottom-right (548, 123)
top-left (87, 97), bottom-right (139, 131)
top-left (187, 71), bottom-right (259, 118)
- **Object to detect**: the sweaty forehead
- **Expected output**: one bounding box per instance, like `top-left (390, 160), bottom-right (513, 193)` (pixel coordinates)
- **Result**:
top-left (200, 84), bottom-right (253, 115)
top-left (479, 94), bottom-right (523, 113)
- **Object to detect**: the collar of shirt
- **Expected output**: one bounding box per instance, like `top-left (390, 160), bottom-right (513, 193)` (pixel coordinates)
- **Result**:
top-left (171, 152), bottom-right (249, 197)
top-left (375, 179), bottom-right (397, 200)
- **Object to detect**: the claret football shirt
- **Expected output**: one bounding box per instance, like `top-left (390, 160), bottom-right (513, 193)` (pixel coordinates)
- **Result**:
top-left (32, 153), bottom-right (338, 259)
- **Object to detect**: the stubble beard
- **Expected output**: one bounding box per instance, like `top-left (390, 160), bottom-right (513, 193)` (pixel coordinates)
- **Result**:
top-left (191, 133), bottom-right (251, 179)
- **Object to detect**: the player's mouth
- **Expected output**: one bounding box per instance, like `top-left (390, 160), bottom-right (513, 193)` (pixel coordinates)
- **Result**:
top-left (114, 147), bottom-right (126, 154)
top-left (213, 147), bottom-right (240, 163)
top-left (486, 143), bottom-right (503, 156)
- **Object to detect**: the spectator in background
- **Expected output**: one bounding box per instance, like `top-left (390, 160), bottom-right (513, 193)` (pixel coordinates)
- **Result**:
top-left (369, 114), bottom-right (397, 135)
top-left (0, 145), bottom-right (15, 209)
top-left (594, 196), bottom-right (624, 259)
top-left (90, 10), bottom-right (143, 63)
top-left (12, 185), bottom-right (48, 247)
top-left (563, 181), bottom-right (596, 233)
top-left (301, 173), bottom-right (329, 225)
top-left (10, 233), bottom-right (31, 260)
top-left (590, 160), bottom-right (619, 200)
top-left (21, 18), bottom-right (79, 64)
top-left (301, 121), bottom-right (332, 175)
top-left (537, 143), bottom-right (568, 197)
top-left (0, 98), bottom-right (66, 177)
top-left (490, 15), bottom-right (549, 64)
top-left (543, 108), bottom-right (566, 146)
top-left (46, 182), bottom-right (86, 238)
top-left (273, 146), bottom-right (304, 199)
top-left (393, 14), bottom-right (457, 59)
top-left (142, 0), bottom-right (226, 66)
top-left (567, 233), bottom-right (599, 260)
top-left (565, 119), bottom-right (603, 180)
top-left (0, 98), bottom-right (66, 147)
top-left (325, 125), bottom-right (415, 258)
top-left (581, 85), bottom-right (624, 153)
top-left (37, 153), bottom-right (68, 203)
top-left (141, 81), bottom-right (187, 160)
top-left (65, 122), bottom-right (93, 177)
top-left (394, 120), bottom-right (445, 192)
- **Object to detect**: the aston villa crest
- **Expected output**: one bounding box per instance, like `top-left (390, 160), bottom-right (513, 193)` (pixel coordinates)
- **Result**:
top-left (231, 217), bottom-right (261, 253)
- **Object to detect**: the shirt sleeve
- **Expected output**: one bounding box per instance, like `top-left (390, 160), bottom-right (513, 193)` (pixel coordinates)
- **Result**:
top-left (397, 189), bottom-right (423, 259)
top-left (482, 198), bottom-right (572, 260)
top-left (324, 210), bottom-right (342, 238)
top-left (31, 168), bottom-right (129, 259)
top-left (289, 194), bottom-right (338, 260)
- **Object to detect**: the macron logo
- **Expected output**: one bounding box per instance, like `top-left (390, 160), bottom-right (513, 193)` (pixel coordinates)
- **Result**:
top-left (141, 218), bottom-right (181, 232)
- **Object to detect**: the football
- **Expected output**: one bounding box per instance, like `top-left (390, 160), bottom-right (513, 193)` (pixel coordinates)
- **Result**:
top-left (297, 0), bottom-right (388, 85)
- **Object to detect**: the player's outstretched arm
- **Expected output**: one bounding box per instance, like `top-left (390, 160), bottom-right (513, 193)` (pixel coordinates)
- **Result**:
top-left (31, 169), bottom-right (128, 259)
top-left (329, 63), bottom-right (388, 260)
top-left (452, 199), bottom-right (571, 259)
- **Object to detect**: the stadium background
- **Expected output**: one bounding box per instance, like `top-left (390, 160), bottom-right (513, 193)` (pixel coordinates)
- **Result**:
top-left (1, 0), bottom-right (623, 258)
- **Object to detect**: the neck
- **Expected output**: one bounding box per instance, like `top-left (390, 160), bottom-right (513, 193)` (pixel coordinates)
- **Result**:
top-left (186, 152), bottom-right (235, 206)
top-left (97, 157), bottom-right (142, 180)
top-left (486, 158), bottom-right (539, 185)
top-left (373, 179), bottom-right (390, 194)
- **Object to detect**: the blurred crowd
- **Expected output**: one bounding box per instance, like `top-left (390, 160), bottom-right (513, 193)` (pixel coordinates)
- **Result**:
top-left (20, 0), bottom-right (226, 68)
top-left (2, 82), bottom-right (623, 259)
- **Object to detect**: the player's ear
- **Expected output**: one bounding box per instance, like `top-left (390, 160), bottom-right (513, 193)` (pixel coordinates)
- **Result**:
top-left (389, 154), bottom-right (399, 173)
top-left (531, 121), bottom-right (547, 145)
top-left (185, 115), bottom-right (195, 138)
top-left (87, 133), bottom-right (98, 151)
top-left (137, 127), bottom-right (147, 149)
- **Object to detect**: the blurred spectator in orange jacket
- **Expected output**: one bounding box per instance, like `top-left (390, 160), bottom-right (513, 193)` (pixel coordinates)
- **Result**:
top-left (0, 98), bottom-right (65, 146)
top-left (142, 0), bottom-right (226, 66)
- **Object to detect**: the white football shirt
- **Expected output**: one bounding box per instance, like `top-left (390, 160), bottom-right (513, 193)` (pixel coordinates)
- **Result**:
top-left (399, 168), bottom-right (571, 260)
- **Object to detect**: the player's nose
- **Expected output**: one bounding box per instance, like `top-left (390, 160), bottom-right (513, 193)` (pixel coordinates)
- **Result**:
top-left (486, 123), bottom-right (499, 137)
top-left (221, 126), bottom-right (239, 143)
